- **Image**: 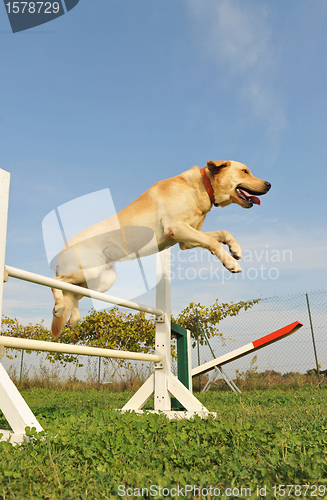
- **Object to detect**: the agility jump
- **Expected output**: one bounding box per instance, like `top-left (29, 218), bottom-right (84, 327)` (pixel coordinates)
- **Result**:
top-left (0, 167), bottom-right (214, 444)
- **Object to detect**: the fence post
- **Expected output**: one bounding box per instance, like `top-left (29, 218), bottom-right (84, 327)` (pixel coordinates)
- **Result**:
top-left (19, 349), bottom-right (24, 386)
top-left (306, 293), bottom-right (320, 382)
top-left (197, 339), bottom-right (201, 392)
top-left (98, 356), bottom-right (101, 385)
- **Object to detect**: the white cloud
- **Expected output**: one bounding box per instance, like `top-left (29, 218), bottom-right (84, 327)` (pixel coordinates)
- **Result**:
top-left (190, 1), bottom-right (271, 73)
top-left (185, 0), bottom-right (287, 140)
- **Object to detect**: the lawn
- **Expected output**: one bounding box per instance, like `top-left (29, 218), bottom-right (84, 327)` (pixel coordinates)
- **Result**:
top-left (1, 387), bottom-right (327, 499)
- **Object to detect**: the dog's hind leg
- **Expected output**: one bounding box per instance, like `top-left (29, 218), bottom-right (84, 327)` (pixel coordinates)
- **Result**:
top-left (67, 268), bottom-right (117, 329)
top-left (51, 294), bottom-right (70, 338)
top-left (52, 287), bottom-right (66, 318)
top-left (52, 291), bottom-right (82, 338)
top-left (51, 267), bottom-right (116, 337)
top-left (68, 293), bottom-right (82, 328)
top-left (52, 271), bottom-right (87, 318)
top-left (86, 266), bottom-right (117, 293)
top-left (51, 272), bottom-right (86, 338)
top-left (51, 271), bottom-right (87, 335)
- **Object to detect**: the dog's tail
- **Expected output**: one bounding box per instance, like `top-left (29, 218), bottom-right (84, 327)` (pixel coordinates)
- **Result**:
top-left (51, 291), bottom-right (78, 339)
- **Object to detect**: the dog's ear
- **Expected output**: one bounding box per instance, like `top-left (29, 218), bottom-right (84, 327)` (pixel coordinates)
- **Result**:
top-left (206, 161), bottom-right (231, 173)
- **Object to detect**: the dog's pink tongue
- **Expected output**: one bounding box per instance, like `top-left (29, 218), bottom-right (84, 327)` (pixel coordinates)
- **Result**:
top-left (239, 189), bottom-right (262, 206)
top-left (250, 195), bottom-right (261, 205)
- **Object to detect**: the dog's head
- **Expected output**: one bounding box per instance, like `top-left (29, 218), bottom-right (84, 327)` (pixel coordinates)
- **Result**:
top-left (206, 160), bottom-right (271, 209)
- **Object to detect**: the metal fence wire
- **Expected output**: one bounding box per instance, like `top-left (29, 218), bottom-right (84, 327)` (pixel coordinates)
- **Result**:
top-left (1, 290), bottom-right (326, 387)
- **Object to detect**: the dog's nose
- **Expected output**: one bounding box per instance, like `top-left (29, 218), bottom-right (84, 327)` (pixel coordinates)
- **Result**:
top-left (265, 181), bottom-right (271, 190)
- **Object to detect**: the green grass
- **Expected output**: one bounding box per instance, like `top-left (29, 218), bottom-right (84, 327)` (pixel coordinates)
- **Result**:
top-left (1, 387), bottom-right (327, 499)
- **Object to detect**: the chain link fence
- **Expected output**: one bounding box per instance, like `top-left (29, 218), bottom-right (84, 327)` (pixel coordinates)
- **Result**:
top-left (192, 290), bottom-right (327, 388)
top-left (1, 350), bottom-right (154, 389)
top-left (1, 290), bottom-right (326, 388)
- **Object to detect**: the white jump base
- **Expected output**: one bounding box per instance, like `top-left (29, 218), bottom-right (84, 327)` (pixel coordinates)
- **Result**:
top-left (0, 167), bottom-right (214, 444)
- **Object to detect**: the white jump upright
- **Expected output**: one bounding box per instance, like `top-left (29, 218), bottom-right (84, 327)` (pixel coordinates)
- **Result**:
top-left (121, 250), bottom-right (209, 417)
top-left (0, 168), bottom-right (44, 444)
top-left (0, 168), bottom-right (212, 444)
top-left (0, 167), bottom-right (10, 354)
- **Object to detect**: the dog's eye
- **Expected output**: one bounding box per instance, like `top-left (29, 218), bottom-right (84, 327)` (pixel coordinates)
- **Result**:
top-left (242, 169), bottom-right (249, 174)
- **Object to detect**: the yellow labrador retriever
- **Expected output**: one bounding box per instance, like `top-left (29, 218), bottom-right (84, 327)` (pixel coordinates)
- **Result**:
top-left (51, 161), bottom-right (271, 337)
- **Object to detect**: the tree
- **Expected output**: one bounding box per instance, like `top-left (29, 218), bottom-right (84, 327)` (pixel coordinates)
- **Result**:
top-left (1, 297), bottom-right (260, 364)
top-left (173, 298), bottom-right (260, 347)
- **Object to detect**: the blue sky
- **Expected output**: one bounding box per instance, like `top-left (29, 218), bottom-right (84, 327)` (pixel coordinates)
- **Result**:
top-left (1, 0), bottom-right (327, 327)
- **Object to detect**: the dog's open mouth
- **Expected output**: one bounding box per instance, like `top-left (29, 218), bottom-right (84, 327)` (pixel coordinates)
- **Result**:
top-left (235, 187), bottom-right (262, 206)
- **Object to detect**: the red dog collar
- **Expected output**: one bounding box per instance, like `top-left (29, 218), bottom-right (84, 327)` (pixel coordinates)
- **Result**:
top-left (200, 167), bottom-right (219, 207)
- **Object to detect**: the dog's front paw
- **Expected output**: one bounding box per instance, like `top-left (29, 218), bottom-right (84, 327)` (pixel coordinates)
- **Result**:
top-left (229, 242), bottom-right (242, 260)
top-left (223, 260), bottom-right (242, 273)
top-left (53, 304), bottom-right (66, 318)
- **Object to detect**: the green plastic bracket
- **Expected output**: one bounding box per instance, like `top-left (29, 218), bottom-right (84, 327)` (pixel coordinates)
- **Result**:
top-left (171, 321), bottom-right (191, 410)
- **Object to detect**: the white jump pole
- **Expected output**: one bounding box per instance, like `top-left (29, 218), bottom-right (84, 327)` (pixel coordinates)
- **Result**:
top-left (5, 265), bottom-right (163, 318)
top-left (0, 336), bottom-right (162, 363)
